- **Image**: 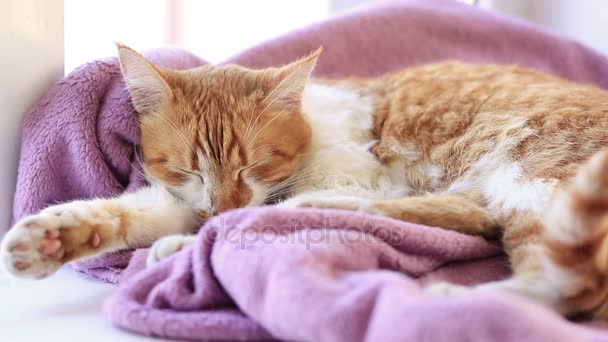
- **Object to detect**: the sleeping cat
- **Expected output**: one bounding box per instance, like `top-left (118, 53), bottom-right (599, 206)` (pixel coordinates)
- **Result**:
top-left (3, 44), bottom-right (608, 318)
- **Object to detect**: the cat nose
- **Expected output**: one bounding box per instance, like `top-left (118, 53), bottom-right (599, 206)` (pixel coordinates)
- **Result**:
top-left (210, 204), bottom-right (225, 216)
top-left (211, 207), bottom-right (228, 215)
top-left (196, 210), bottom-right (211, 222)
top-left (211, 193), bottom-right (244, 215)
top-left (211, 201), bottom-right (237, 215)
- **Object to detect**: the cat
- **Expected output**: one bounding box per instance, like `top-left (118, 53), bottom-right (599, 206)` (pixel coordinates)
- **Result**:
top-left (3, 43), bottom-right (608, 318)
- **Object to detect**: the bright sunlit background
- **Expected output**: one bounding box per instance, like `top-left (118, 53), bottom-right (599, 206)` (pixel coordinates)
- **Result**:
top-left (64, 0), bottom-right (335, 73)
top-left (64, 0), bottom-right (608, 75)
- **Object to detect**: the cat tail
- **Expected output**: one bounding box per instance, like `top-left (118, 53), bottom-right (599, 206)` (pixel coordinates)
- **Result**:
top-left (543, 149), bottom-right (608, 275)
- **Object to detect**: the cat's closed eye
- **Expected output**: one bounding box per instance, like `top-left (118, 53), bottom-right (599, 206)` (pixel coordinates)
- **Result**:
top-left (178, 168), bottom-right (204, 184)
top-left (235, 167), bottom-right (247, 181)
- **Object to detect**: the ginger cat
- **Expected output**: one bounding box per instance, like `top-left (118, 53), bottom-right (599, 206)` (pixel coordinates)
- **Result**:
top-left (3, 44), bottom-right (608, 318)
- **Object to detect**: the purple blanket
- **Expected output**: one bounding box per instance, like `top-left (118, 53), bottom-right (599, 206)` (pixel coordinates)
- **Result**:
top-left (13, 0), bottom-right (608, 340)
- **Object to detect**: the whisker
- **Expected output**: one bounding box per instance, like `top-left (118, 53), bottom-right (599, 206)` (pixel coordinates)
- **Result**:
top-left (264, 166), bottom-right (315, 195)
top-left (247, 109), bottom-right (293, 149)
top-left (265, 182), bottom-right (311, 200)
top-left (243, 74), bottom-right (296, 146)
top-left (143, 125), bottom-right (197, 156)
top-left (244, 77), bottom-right (301, 149)
top-left (266, 175), bottom-right (314, 193)
top-left (149, 111), bottom-right (196, 156)
top-left (130, 161), bottom-right (152, 182)
top-left (295, 151), bottom-right (315, 158)
top-left (262, 163), bottom-right (316, 203)
top-left (265, 168), bottom-right (311, 190)
top-left (131, 145), bottom-right (159, 184)
top-left (265, 179), bottom-right (314, 202)
top-left (251, 142), bottom-right (274, 156)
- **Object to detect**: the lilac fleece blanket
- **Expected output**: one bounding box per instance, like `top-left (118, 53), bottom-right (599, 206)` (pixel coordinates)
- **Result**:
top-left (13, 0), bottom-right (608, 340)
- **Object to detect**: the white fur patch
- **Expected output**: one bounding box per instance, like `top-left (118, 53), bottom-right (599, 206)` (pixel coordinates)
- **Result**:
top-left (174, 176), bottom-right (211, 212)
top-left (295, 83), bottom-right (410, 198)
top-left (245, 178), bottom-right (267, 206)
top-left (448, 158), bottom-right (555, 217)
top-left (483, 163), bottom-right (553, 215)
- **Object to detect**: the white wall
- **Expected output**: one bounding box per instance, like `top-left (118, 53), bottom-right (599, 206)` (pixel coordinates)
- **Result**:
top-left (64, 0), bottom-right (330, 72)
top-left (64, 0), bottom-right (167, 74)
top-left (481, 0), bottom-right (608, 55)
top-left (0, 0), bottom-right (64, 234)
top-left (179, 0), bottom-right (329, 63)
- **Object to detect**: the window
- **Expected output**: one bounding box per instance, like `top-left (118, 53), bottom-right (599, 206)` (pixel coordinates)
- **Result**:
top-left (64, 0), bottom-right (334, 73)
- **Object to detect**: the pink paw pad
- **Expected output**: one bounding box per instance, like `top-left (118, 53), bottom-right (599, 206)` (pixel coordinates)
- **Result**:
top-left (14, 261), bottom-right (31, 270)
top-left (89, 232), bottom-right (101, 248)
top-left (40, 239), bottom-right (61, 256)
top-left (10, 244), bottom-right (29, 252)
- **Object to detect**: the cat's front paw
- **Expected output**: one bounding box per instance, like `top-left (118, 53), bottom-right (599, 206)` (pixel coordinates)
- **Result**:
top-left (278, 193), bottom-right (380, 213)
top-left (424, 282), bottom-right (470, 296)
top-left (146, 234), bottom-right (196, 267)
top-left (1, 207), bottom-right (105, 279)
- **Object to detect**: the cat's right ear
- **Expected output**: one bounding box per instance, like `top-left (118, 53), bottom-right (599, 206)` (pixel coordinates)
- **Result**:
top-left (116, 43), bottom-right (172, 113)
top-left (262, 47), bottom-right (322, 110)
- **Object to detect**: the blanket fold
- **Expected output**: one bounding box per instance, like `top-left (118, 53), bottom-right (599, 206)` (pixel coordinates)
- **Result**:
top-left (13, 0), bottom-right (608, 340)
top-left (105, 208), bottom-right (592, 341)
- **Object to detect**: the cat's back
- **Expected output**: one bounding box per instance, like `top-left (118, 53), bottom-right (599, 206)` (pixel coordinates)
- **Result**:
top-left (366, 61), bottom-right (608, 189)
top-left (379, 61), bottom-right (608, 118)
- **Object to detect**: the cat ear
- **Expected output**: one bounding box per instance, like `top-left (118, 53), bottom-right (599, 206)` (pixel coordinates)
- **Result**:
top-left (265, 47), bottom-right (322, 108)
top-left (116, 43), bottom-right (172, 113)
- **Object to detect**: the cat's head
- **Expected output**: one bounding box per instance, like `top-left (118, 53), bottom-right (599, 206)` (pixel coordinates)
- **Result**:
top-left (117, 44), bottom-right (318, 219)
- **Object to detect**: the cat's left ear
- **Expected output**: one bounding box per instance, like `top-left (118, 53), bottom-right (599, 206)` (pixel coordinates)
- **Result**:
top-left (265, 47), bottom-right (322, 108)
top-left (116, 43), bottom-right (173, 114)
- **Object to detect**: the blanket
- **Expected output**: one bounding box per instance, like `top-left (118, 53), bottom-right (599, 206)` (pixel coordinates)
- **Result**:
top-left (106, 208), bottom-right (601, 341)
top-left (13, 0), bottom-right (608, 340)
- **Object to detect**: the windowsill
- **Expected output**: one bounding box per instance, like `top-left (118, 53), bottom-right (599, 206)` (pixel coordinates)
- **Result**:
top-left (0, 266), bottom-right (161, 341)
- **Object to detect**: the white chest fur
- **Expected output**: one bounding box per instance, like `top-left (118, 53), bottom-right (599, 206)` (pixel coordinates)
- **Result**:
top-left (295, 83), bottom-right (409, 199)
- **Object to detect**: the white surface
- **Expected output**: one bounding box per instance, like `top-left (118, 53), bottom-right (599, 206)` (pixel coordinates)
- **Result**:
top-left (179, 0), bottom-right (329, 63)
top-left (482, 0), bottom-right (608, 55)
top-left (64, 0), bottom-right (167, 74)
top-left (0, 0), bottom-right (64, 235)
top-left (0, 267), bottom-right (165, 342)
top-left (64, 0), bottom-right (330, 73)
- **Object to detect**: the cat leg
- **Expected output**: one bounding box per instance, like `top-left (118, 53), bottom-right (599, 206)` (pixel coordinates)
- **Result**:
top-left (466, 150), bottom-right (608, 317)
top-left (539, 150), bottom-right (608, 317)
top-left (428, 210), bottom-right (569, 313)
top-left (279, 191), bottom-right (499, 238)
top-left (370, 192), bottom-right (500, 238)
top-left (1, 185), bottom-right (200, 279)
top-left (475, 244), bottom-right (565, 311)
